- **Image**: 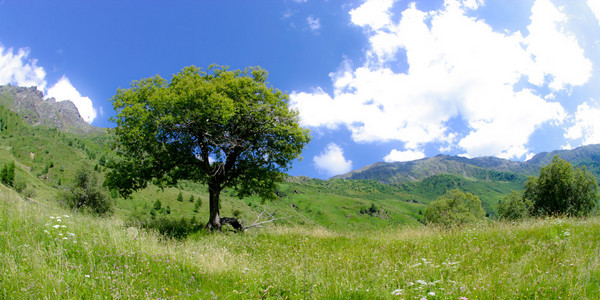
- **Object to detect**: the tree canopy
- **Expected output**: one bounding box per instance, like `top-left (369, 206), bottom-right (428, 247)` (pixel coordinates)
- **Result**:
top-left (424, 189), bottom-right (485, 227)
top-left (61, 166), bottom-right (112, 215)
top-left (523, 155), bottom-right (598, 217)
top-left (107, 65), bottom-right (310, 230)
top-left (497, 191), bottom-right (531, 221)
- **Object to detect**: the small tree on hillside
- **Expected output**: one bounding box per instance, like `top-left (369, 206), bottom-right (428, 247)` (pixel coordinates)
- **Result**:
top-left (106, 65), bottom-right (310, 231)
top-left (60, 166), bottom-right (112, 215)
top-left (177, 191), bottom-right (184, 202)
top-left (524, 155), bottom-right (598, 217)
top-left (424, 189), bottom-right (485, 227)
top-left (0, 161), bottom-right (15, 187)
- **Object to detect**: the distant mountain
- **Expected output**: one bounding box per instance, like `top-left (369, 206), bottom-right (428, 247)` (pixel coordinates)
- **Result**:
top-left (0, 85), bottom-right (100, 134)
top-left (335, 144), bottom-right (600, 184)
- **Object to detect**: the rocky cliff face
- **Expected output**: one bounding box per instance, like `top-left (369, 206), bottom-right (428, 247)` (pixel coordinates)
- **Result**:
top-left (0, 85), bottom-right (99, 134)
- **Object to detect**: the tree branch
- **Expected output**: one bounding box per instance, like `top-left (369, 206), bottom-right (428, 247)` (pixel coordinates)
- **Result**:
top-left (243, 208), bottom-right (288, 231)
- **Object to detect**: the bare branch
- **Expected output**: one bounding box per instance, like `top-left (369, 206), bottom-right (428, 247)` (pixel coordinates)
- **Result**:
top-left (243, 208), bottom-right (288, 231)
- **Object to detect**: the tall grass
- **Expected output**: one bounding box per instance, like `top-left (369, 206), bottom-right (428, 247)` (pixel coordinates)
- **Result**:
top-left (1, 187), bottom-right (599, 299)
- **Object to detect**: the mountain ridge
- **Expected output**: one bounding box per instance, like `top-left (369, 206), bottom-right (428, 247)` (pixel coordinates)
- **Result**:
top-left (334, 144), bottom-right (600, 184)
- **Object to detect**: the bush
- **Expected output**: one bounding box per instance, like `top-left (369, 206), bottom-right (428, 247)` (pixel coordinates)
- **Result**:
top-left (424, 189), bottom-right (485, 227)
top-left (60, 166), bottom-right (113, 215)
top-left (177, 191), bottom-right (183, 202)
top-left (0, 161), bottom-right (15, 187)
top-left (135, 217), bottom-right (203, 239)
top-left (153, 199), bottom-right (162, 211)
top-left (14, 180), bottom-right (26, 194)
top-left (524, 156), bottom-right (599, 217)
top-left (193, 197), bottom-right (202, 212)
top-left (497, 191), bottom-right (532, 221)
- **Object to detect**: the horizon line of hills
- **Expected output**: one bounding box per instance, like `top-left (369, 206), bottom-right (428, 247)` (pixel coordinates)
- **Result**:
top-left (2, 83), bottom-right (599, 185)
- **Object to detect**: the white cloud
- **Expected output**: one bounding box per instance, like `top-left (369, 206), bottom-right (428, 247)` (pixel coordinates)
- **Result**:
top-left (384, 149), bottom-right (425, 162)
top-left (47, 76), bottom-right (97, 123)
top-left (0, 46), bottom-right (47, 91)
top-left (306, 15), bottom-right (321, 31)
top-left (525, 0), bottom-right (592, 90)
top-left (349, 0), bottom-right (395, 31)
top-left (291, 0), bottom-right (590, 160)
top-left (588, 0), bottom-right (600, 26)
top-left (0, 46), bottom-right (96, 124)
top-left (313, 143), bottom-right (352, 176)
top-left (564, 101), bottom-right (600, 145)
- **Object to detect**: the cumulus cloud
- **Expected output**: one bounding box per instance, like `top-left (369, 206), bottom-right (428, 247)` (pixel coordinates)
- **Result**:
top-left (0, 46), bottom-right (47, 91)
top-left (588, 0), bottom-right (600, 26)
top-left (47, 76), bottom-right (97, 123)
top-left (313, 143), bottom-right (353, 176)
top-left (384, 149), bottom-right (425, 162)
top-left (291, 0), bottom-right (591, 160)
top-left (525, 0), bottom-right (592, 90)
top-left (307, 15), bottom-right (321, 31)
top-left (564, 101), bottom-right (600, 145)
top-left (0, 45), bottom-right (96, 124)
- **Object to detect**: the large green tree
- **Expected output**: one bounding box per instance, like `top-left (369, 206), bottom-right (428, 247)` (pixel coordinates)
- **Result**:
top-left (107, 65), bottom-right (310, 230)
top-left (524, 155), bottom-right (598, 217)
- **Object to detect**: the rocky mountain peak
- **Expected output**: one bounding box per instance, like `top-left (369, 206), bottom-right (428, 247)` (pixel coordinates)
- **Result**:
top-left (0, 84), bottom-right (100, 134)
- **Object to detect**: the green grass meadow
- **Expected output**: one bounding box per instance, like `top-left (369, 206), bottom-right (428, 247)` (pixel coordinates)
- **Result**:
top-left (2, 185), bottom-right (599, 299)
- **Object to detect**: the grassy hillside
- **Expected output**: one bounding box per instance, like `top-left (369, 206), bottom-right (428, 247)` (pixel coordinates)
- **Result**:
top-left (2, 186), bottom-right (599, 299)
top-left (0, 102), bottom-right (548, 231)
top-left (2, 98), bottom-right (600, 298)
top-left (0, 103), bottom-right (428, 230)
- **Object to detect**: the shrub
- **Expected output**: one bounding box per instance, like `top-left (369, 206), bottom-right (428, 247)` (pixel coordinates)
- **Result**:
top-left (194, 197), bottom-right (202, 212)
top-left (524, 156), bottom-right (599, 217)
top-left (424, 189), bottom-right (485, 227)
top-left (497, 191), bottom-right (532, 221)
top-left (14, 180), bottom-right (26, 193)
top-left (177, 191), bottom-right (183, 202)
top-left (153, 199), bottom-right (162, 211)
top-left (136, 217), bottom-right (203, 239)
top-left (0, 161), bottom-right (15, 187)
top-left (60, 166), bottom-right (113, 215)
top-left (232, 209), bottom-right (242, 219)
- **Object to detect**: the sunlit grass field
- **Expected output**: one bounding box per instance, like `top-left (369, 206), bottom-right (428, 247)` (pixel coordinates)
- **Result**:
top-left (1, 186), bottom-right (599, 299)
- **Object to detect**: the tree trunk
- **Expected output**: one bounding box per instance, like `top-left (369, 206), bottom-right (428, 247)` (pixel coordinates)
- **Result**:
top-left (206, 183), bottom-right (221, 231)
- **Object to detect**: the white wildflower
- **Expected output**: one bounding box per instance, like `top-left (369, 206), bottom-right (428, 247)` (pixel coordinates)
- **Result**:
top-left (417, 279), bottom-right (428, 285)
top-left (428, 291), bottom-right (435, 296)
top-left (53, 225), bottom-right (60, 229)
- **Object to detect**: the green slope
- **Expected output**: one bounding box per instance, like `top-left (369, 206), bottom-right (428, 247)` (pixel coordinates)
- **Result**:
top-left (0, 102), bottom-right (427, 231)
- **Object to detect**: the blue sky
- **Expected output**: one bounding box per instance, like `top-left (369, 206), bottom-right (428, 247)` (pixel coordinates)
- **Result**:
top-left (1, 0), bottom-right (600, 179)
